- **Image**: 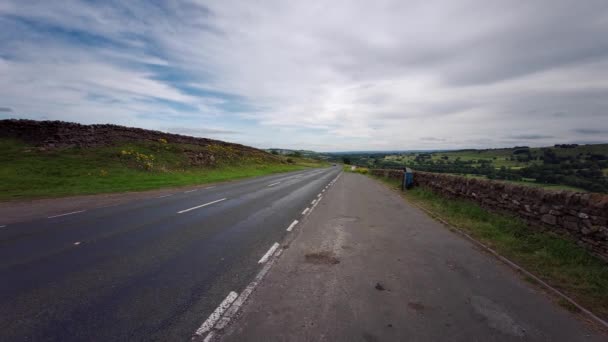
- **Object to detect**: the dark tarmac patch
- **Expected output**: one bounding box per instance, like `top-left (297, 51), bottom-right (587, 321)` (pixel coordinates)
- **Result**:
top-left (408, 301), bottom-right (425, 312)
top-left (362, 332), bottom-right (378, 342)
top-left (304, 251), bottom-right (340, 265)
top-left (375, 282), bottom-right (386, 291)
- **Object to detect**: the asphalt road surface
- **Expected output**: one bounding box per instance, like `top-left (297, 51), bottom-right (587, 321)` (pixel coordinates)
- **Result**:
top-left (219, 172), bottom-right (606, 342)
top-left (0, 166), bottom-right (341, 341)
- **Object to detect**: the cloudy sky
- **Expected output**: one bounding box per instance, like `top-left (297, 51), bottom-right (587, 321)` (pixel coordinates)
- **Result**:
top-left (1, 1), bottom-right (607, 151)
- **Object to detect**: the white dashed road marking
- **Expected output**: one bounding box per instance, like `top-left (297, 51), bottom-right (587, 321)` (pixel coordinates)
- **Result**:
top-left (212, 248), bottom-right (282, 334)
top-left (194, 291), bottom-right (239, 337)
top-left (302, 207), bottom-right (310, 215)
top-left (184, 189), bottom-right (197, 193)
top-left (258, 242), bottom-right (280, 264)
top-left (156, 194), bottom-right (174, 199)
top-left (286, 220), bottom-right (299, 232)
top-left (177, 198), bottom-right (227, 214)
top-left (47, 210), bottom-right (86, 219)
top-left (73, 241), bottom-right (81, 246)
top-left (267, 182), bottom-right (281, 187)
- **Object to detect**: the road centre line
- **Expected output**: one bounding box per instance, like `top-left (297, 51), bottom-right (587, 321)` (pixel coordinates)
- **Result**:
top-left (258, 242), bottom-right (280, 264)
top-left (47, 210), bottom-right (86, 219)
top-left (311, 199), bottom-right (316, 205)
top-left (204, 186), bottom-right (216, 189)
top-left (302, 207), bottom-right (310, 215)
top-left (194, 291), bottom-right (239, 337)
top-left (267, 182), bottom-right (281, 187)
top-left (184, 189), bottom-right (197, 193)
top-left (286, 220), bottom-right (299, 232)
top-left (156, 194), bottom-right (174, 199)
top-left (177, 198), bottom-right (227, 214)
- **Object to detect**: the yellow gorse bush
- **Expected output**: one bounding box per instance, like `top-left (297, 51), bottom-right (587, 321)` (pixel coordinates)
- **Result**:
top-left (119, 149), bottom-right (155, 170)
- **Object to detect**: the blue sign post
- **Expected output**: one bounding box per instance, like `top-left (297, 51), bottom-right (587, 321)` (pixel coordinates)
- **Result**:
top-left (402, 167), bottom-right (413, 190)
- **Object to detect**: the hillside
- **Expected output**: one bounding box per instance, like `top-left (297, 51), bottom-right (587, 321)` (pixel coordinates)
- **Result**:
top-left (333, 144), bottom-right (608, 193)
top-left (0, 120), bottom-right (326, 200)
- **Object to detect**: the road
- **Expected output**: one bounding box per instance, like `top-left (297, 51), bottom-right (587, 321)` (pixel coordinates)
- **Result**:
top-left (218, 172), bottom-right (606, 342)
top-left (0, 166), bottom-right (341, 341)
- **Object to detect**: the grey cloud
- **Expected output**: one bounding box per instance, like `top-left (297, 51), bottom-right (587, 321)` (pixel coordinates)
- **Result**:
top-left (421, 137), bottom-right (446, 142)
top-left (0, 107), bottom-right (13, 112)
top-left (573, 128), bottom-right (608, 135)
top-left (507, 134), bottom-right (553, 140)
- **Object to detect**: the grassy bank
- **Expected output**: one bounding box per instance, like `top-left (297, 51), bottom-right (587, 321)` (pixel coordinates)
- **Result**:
top-left (369, 174), bottom-right (608, 320)
top-left (0, 139), bottom-right (326, 200)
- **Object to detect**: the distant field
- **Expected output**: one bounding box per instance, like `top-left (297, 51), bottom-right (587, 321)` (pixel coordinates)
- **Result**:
top-left (460, 174), bottom-right (588, 192)
top-left (340, 143), bottom-right (608, 193)
top-left (0, 139), bottom-right (327, 200)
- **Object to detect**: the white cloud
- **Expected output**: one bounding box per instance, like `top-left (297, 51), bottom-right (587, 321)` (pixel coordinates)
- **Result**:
top-left (1, 0), bottom-right (608, 151)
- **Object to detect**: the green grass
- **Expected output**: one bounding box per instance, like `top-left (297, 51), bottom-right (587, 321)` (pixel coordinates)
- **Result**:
top-left (462, 174), bottom-right (588, 192)
top-left (0, 138), bottom-right (326, 200)
top-left (370, 175), bottom-right (608, 320)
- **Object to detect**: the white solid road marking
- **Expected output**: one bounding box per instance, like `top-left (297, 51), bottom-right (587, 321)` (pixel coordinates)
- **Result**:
top-left (156, 194), bottom-right (174, 199)
top-left (47, 210), bottom-right (86, 219)
top-left (286, 219), bottom-right (299, 232)
top-left (204, 186), bottom-right (216, 190)
top-left (267, 182), bottom-right (281, 187)
top-left (302, 207), bottom-right (310, 215)
top-left (184, 189), bottom-right (197, 193)
top-left (258, 242), bottom-right (280, 264)
top-left (177, 198), bottom-right (227, 214)
top-left (194, 291), bottom-right (239, 337)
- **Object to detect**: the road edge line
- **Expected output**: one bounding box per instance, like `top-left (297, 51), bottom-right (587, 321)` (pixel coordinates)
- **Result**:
top-left (193, 291), bottom-right (239, 337)
top-left (258, 242), bottom-right (280, 264)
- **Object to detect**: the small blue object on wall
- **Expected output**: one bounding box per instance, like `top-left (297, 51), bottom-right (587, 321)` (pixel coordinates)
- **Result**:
top-left (403, 167), bottom-right (414, 190)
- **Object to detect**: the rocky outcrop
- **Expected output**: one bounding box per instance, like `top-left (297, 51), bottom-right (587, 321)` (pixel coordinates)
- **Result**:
top-left (0, 119), bottom-right (278, 166)
top-left (370, 169), bottom-right (608, 262)
top-left (1, 119), bottom-right (245, 149)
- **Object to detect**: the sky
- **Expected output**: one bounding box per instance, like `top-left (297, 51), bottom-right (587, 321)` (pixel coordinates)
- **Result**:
top-left (1, 1), bottom-right (607, 152)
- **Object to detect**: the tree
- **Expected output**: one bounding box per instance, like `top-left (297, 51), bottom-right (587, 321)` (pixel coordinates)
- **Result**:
top-left (342, 157), bottom-right (351, 165)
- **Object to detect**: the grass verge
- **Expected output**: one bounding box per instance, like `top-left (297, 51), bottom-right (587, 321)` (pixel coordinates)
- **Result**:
top-left (0, 139), bottom-right (326, 200)
top-left (369, 174), bottom-right (608, 321)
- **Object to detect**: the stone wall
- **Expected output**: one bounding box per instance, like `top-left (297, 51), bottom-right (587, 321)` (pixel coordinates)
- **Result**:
top-left (369, 168), bottom-right (404, 181)
top-left (371, 169), bottom-right (608, 261)
top-left (0, 119), bottom-right (251, 150)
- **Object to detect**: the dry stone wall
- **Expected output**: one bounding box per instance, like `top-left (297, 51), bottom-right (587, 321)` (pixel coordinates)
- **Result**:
top-left (370, 169), bottom-right (608, 261)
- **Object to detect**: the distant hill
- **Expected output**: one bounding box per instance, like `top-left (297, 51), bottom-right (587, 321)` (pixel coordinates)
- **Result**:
top-left (0, 119), bottom-right (325, 200)
top-left (266, 148), bottom-right (329, 160)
